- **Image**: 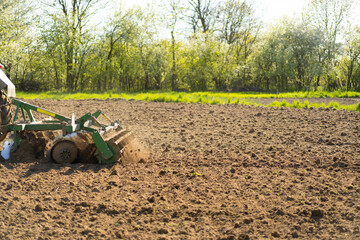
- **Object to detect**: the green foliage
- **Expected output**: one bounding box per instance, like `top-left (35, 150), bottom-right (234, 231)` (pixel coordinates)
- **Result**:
top-left (250, 20), bottom-right (324, 92)
top-left (18, 90), bottom-right (360, 100)
top-left (0, 0), bottom-right (359, 93)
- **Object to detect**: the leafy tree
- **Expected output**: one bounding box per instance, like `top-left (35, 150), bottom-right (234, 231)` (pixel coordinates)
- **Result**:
top-left (284, 22), bottom-right (324, 91)
top-left (101, 7), bottom-right (142, 91)
top-left (41, 0), bottom-right (101, 91)
top-left (217, 0), bottom-right (253, 45)
top-left (307, 0), bottom-right (353, 89)
top-left (0, 0), bottom-right (32, 81)
top-left (216, 0), bottom-right (260, 90)
top-left (163, 0), bottom-right (184, 90)
top-left (338, 26), bottom-right (360, 90)
top-left (181, 33), bottom-right (233, 91)
top-left (251, 20), bottom-right (323, 92)
top-left (186, 0), bottom-right (215, 33)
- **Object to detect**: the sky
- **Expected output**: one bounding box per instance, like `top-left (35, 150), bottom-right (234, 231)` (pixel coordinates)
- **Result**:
top-left (121, 0), bottom-right (310, 24)
top-left (109, 0), bottom-right (360, 27)
top-left (254, 0), bottom-right (309, 23)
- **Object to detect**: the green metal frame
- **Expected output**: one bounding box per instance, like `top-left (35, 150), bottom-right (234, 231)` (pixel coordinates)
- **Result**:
top-left (2, 98), bottom-right (121, 164)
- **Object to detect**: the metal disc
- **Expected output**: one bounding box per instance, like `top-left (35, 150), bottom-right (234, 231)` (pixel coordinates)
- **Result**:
top-left (51, 140), bottom-right (78, 164)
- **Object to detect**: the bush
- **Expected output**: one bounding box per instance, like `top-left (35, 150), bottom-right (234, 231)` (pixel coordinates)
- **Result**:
top-left (18, 78), bottom-right (44, 92)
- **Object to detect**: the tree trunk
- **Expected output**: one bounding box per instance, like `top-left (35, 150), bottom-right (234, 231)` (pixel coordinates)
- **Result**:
top-left (171, 30), bottom-right (177, 91)
top-left (66, 57), bottom-right (74, 91)
top-left (347, 61), bottom-right (354, 91)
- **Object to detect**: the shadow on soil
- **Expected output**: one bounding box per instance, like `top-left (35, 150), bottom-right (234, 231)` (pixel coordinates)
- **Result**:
top-left (0, 157), bottom-right (113, 178)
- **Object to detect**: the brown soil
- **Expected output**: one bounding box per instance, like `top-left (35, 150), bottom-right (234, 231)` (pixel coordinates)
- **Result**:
top-left (0, 98), bottom-right (359, 239)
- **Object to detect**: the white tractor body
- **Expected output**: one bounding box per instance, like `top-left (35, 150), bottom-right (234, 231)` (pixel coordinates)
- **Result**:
top-left (0, 67), bottom-right (16, 97)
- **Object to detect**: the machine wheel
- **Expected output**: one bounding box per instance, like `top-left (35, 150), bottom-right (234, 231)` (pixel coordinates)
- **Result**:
top-left (0, 90), bottom-right (11, 125)
top-left (51, 140), bottom-right (78, 164)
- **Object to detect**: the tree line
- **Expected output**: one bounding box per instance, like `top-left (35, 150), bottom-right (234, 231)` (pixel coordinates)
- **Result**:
top-left (0, 0), bottom-right (359, 93)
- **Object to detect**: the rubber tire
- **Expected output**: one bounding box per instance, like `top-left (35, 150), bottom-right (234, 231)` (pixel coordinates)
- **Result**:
top-left (0, 90), bottom-right (11, 125)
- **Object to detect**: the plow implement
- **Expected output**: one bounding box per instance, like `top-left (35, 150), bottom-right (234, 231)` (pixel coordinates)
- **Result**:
top-left (0, 65), bottom-right (145, 164)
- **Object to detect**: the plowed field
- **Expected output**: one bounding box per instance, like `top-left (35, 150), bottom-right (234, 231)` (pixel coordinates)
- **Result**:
top-left (0, 99), bottom-right (359, 239)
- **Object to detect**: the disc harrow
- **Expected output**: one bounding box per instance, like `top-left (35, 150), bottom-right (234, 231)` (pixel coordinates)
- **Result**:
top-left (0, 98), bottom-right (142, 164)
top-left (0, 65), bottom-right (145, 164)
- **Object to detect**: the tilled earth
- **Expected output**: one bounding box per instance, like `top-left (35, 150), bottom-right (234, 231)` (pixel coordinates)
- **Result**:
top-left (0, 98), bottom-right (359, 239)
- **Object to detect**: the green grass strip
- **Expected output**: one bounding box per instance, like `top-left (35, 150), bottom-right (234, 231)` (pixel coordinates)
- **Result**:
top-left (16, 91), bottom-right (360, 112)
top-left (267, 100), bottom-right (359, 112)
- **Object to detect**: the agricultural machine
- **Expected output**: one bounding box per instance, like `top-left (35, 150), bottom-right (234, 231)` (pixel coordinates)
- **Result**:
top-left (0, 64), bottom-right (141, 164)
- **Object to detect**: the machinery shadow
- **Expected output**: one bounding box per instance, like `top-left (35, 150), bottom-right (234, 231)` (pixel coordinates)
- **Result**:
top-left (0, 157), bottom-right (114, 178)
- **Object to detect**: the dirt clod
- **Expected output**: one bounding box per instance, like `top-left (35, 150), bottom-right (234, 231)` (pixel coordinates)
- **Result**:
top-left (311, 209), bottom-right (324, 219)
top-left (291, 231), bottom-right (300, 238)
top-left (35, 204), bottom-right (44, 212)
top-left (238, 234), bottom-right (250, 240)
top-left (272, 232), bottom-right (281, 238)
top-left (157, 228), bottom-right (168, 234)
top-left (243, 218), bottom-right (253, 224)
